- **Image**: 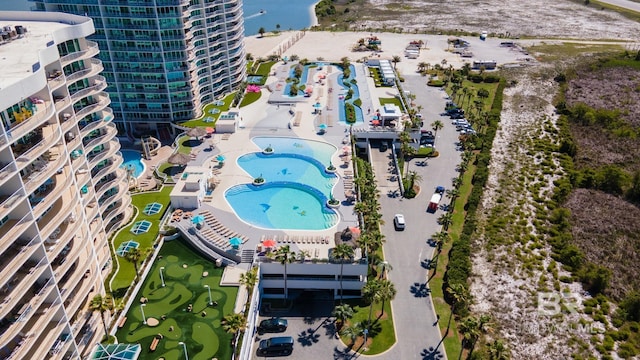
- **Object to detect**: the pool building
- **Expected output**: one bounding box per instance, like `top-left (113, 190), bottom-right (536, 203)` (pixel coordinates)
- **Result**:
top-left (169, 166), bottom-right (211, 209)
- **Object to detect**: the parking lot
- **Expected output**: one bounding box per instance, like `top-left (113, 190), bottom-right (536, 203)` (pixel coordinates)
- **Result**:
top-left (250, 294), bottom-right (351, 359)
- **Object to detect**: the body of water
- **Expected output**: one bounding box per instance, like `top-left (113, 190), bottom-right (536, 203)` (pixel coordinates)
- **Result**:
top-left (243, 0), bottom-right (317, 36)
top-left (0, 0), bottom-right (31, 11)
top-left (120, 150), bottom-right (145, 178)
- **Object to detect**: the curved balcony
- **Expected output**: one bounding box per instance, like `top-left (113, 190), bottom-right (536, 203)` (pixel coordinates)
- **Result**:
top-left (0, 278), bottom-right (56, 349)
top-left (15, 125), bottom-right (62, 169)
top-left (85, 201), bottom-right (100, 221)
top-left (95, 168), bottom-right (125, 197)
top-left (81, 184), bottom-right (96, 208)
top-left (37, 191), bottom-right (79, 246)
top-left (70, 80), bottom-right (108, 104)
top-left (48, 73), bottom-right (66, 91)
top-left (73, 94), bottom-right (110, 120)
top-left (65, 59), bottom-right (104, 84)
top-left (20, 316), bottom-right (68, 360)
top-left (82, 123), bottom-right (117, 151)
top-left (8, 102), bottom-right (54, 143)
top-left (87, 140), bottom-right (121, 168)
top-left (0, 236), bottom-right (39, 290)
top-left (79, 117), bottom-right (110, 138)
top-left (102, 196), bottom-right (131, 227)
top-left (60, 40), bottom-right (99, 66)
top-left (91, 157), bottom-right (123, 180)
top-left (98, 180), bottom-right (128, 212)
top-left (42, 214), bottom-right (73, 250)
top-left (0, 257), bottom-right (49, 320)
top-left (32, 170), bottom-right (74, 219)
top-left (0, 187), bottom-right (26, 221)
top-left (23, 153), bottom-right (68, 196)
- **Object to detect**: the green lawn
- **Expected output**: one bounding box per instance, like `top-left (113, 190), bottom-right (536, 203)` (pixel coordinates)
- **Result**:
top-left (116, 239), bottom-right (238, 360)
top-left (180, 93), bottom-right (235, 128)
top-left (110, 186), bottom-right (173, 294)
top-left (339, 298), bottom-right (396, 354)
top-left (156, 136), bottom-right (201, 177)
top-left (239, 91), bottom-right (262, 107)
top-left (378, 97), bottom-right (402, 108)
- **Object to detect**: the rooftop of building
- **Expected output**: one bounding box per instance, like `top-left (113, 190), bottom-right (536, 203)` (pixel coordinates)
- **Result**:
top-left (0, 11), bottom-right (90, 91)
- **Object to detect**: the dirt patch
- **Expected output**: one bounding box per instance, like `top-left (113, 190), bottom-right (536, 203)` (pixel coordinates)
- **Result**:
top-left (564, 65), bottom-right (640, 170)
top-left (319, 0), bottom-right (640, 40)
top-left (565, 188), bottom-right (640, 300)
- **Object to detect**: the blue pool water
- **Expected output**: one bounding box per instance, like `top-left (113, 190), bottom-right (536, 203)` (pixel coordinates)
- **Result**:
top-left (337, 65), bottom-right (365, 125)
top-left (225, 137), bottom-right (339, 230)
top-left (283, 64), bottom-right (312, 97)
top-left (120, 150), bottom-right (145, 178)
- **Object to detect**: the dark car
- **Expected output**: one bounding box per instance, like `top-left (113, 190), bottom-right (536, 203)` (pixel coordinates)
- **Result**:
top-left (450, 113), bottom-right (465, 119)
top-left (258, 317), bottom-right (288, 334)
top-left (257, 336), bottom-right (294, 356)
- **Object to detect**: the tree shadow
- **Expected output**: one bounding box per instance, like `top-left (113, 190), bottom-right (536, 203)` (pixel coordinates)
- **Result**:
top-left (426, 238), bottom-right (437, 247)
top-left (333, 345), bottom-right (360, 359)
top-left (182, 139), bottom-right (202, 148)
top-left (410, 282), bottom-right (431, 298)
top-left (297, 328), bottom-right (321, 347)
top-left (421, 346), bottom-right (445, 360)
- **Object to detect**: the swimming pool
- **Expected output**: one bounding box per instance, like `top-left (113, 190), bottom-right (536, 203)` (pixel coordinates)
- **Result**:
top-left (337, 64), bottom-right (364, 125)
top-left (120, 150), bottom-right (145, 178)
top-left (225, 137), bottom-right (339, 230)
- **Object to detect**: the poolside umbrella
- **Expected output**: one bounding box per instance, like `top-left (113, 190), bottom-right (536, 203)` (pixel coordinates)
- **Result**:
top-left (349, 227), bottom-right (361, 235)
top-left (168, 153), bottom-right (190, 166)
top-left (262, 239), bottom-right (276, 248)
top-left (186, 126), bottom-right (207, 140)
top-left (372, 120), bottom-right (380, 126)
top-left (318, 124), bottom-right (327, 130)
top-left (313, 102), bottom-right (322, 109)
top-left (191, 214), bottom-right (205, 224)
top-left (216, 154), bottom-right (226, 163)
top-left (206, 127), bottom-right (215, 134)
top-left (229, 237), bottom-right (242, 247)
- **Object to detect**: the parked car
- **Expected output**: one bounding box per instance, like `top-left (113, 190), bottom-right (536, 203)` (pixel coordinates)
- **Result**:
top-left (257, 336), bottom-right (294, 356)
top-left (258, 317), bottom-right (288, 334)
top-left (420, 137), bottom-right (435, 146)
top-left (393, 214), bottom-right (406, 230)
top-left (452, 119), bottom-right (469, 126)
top-left (450, 113), bottom-right (465, 119)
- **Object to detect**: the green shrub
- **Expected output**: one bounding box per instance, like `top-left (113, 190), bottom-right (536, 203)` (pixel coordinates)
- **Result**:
top-left (427, 79), bottom-right (444, 87)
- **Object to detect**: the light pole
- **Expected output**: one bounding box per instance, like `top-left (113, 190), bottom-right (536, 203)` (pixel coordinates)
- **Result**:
top-left (363, 328), bottom-right (369, 350)
top-left (178, 341), bottom-right (189, 360)
top-left (204, 285), bottom-right (213, 306)
top-left (159, 267), bottom-right (165, 287)
top-left (140, 304), bottom-right (147, 325)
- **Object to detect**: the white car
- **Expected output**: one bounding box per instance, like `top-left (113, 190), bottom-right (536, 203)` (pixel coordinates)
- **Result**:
top-left (393, 214), bottom-right (406, 231)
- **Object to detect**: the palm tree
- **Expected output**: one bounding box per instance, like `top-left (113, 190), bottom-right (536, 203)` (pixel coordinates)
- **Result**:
top-left (438, 212), bottom-right (453, 230)
top-left (124, 248), bottom-right (142, 280)
top-left (452, 176), bottom-right (463, 189)
top-left (362, 279), bottom-right (382, 328)
top-left (392, 55), bottom-right (401, 69)
top-left (431, 120), bottom-right (444, 146)
top-left (239, 267), bottom-right (259, 297)
top-left (274, 245), bottom-right (296, 301)
top-left (459, 317), bottom-right (480, 359)
top-left (377, 279), bottom-right (396, 316)
top-left (90, 294), bottom-right (114, 338)
top-left (258, 27), bottom-right (266, 37)
top-left (487, 339), bottom-right (510, 360)
top-left (376, 260), bottom-right (393, 279)
top-left (446, 188), bottom-right (460, 203)
top-left (222, 313), bottom-right (247, 348)
top-left (432, 231), bottom-right (450, 253)
top-left (331, 244), bottom-right (355, 303)
top-left (446, 283), bottom-right (469, 324)
top-left (340, 323), bottom-right (363, 347)
top-left (417, 62), bottom-right (428, 73)
top-left (332, 303), bottom-right (354, 332)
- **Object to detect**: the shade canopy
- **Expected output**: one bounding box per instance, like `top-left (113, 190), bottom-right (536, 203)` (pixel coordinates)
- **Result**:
top-left (206, 127), bottom-right (215, 134)
top-left (349, 227), bottom-right (361, 235)
top-left (262, 239), bottom-right (276, 247)
top-left (167, 153), bottom-right (190, 165)
top-left (216, 154), bottom-right (226, 162)
top-left (372, 120), bottom-right (380, 126)
top-left (318, 123), bottom-right (327, 129)
top-left (313, 102), bottom-right (322, 108)
top-left (186, 127), bottom-right (207, 138)
top-left (191, 214), bottom-right (205, 224)
top-left (229, 237), bottom-right (242, 246)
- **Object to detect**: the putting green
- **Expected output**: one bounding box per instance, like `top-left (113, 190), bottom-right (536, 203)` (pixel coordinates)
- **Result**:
top-left (116, 240), bottom-right (237, 360)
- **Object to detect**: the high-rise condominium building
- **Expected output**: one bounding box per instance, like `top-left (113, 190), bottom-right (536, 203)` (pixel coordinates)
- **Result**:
top-left (33, 0), bottom-right (247, 139)
top-left (0, 11), bottom-right (131, 359)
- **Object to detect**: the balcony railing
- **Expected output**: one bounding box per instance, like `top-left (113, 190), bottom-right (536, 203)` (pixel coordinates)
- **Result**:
top-left (15, 126), bottom-right (62, 167)
top-left (70, 80), bottom-right (107, 103)
top-left (0, 212), bottom-right (33, 252)
top-left (60, 40), bottom-right (99, 66)
top-left (9, 102), bottom-right (54, 141)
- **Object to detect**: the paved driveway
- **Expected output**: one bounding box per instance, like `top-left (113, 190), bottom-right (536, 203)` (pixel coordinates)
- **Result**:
top-left (366, 76), bottom-right (461, 360)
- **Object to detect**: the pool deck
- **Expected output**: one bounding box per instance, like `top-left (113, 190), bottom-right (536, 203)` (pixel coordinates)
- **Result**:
top-left (159, 60), bottom-right (401, 318)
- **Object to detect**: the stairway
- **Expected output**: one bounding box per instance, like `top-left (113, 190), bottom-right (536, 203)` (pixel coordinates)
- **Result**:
top-left (241, 249), bottom-right (255, 264)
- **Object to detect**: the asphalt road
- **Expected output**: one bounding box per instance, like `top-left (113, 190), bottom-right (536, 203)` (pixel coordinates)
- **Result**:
top-left (598, 0), bottom-right (640, 12)
top-left (367, 76), bottom-right (462, 360)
